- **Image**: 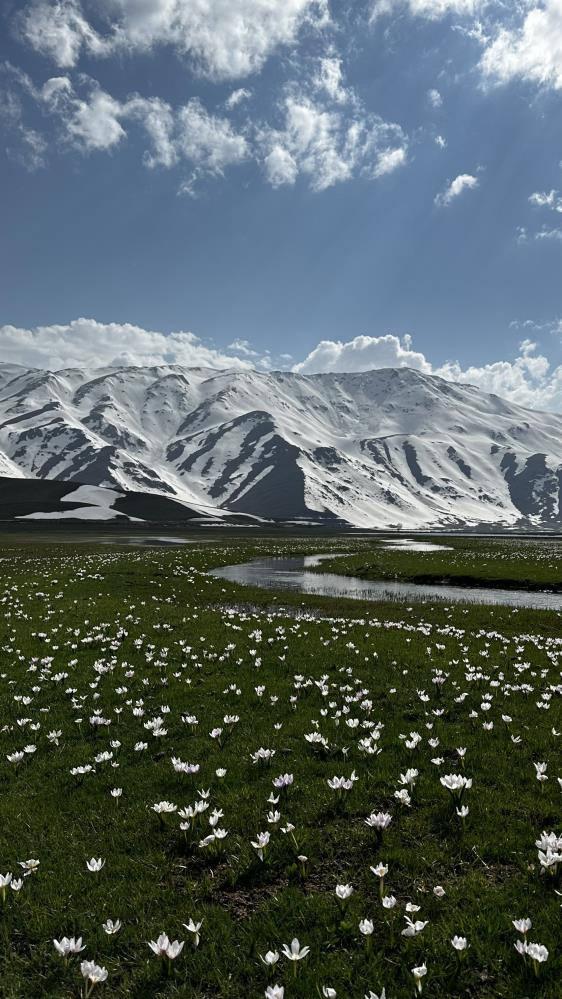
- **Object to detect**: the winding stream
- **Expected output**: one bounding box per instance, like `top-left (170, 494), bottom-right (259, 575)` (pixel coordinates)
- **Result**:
top-left (210, 553), bottom-right (562, 610)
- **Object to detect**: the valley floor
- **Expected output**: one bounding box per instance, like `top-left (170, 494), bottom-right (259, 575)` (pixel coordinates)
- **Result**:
top-left (0, 534), bottom-right (560, 998)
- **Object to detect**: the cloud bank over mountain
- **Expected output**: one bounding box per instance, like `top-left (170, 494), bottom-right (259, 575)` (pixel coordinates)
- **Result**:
top-left (2, 320), bottom-right (562, 413)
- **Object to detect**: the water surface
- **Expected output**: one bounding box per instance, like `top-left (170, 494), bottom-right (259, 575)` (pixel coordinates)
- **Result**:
top-left (211, 554), bottom-right (562, 610)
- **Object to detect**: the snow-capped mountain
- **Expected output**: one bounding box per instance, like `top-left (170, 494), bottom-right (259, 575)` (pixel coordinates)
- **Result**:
top-left (1, 361), bottom-right (562, 528)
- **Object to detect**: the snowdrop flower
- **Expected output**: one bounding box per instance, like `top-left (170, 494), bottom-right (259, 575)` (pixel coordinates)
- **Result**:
top-left (265, 987), bottom-right (284, 999)
top-left (183, 918), bottom-right (202, 947)
top-left (412, 963), bottom-right (427, 993)
top-left (86, 858), bottom-right (105, 872)
top-left (102, 919), bottom-right (121, 935)
top-left (54, 936), bottom-right (85, 957)
top-left (456, 805), bottom-right (469, 819)
top-left (512, 917), bottom-right (532, 935)
top-left (10, 878), bottom-right (23, 892)
top-left (110, 787), bottom-right (122, 800)
top-left (80, 960), bottom-right (108, 995)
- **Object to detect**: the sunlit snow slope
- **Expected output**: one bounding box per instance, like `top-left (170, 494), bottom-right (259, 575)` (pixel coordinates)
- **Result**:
top-left (1, 362), bottom-right (562, 528)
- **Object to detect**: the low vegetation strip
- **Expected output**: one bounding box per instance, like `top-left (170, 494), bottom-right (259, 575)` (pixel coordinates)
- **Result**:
top-left (0, 537), bottom-right (560, 998)
top-left (316, 537), bottom-right (562, 592)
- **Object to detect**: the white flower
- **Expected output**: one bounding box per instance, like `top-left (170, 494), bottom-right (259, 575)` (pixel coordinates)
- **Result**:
top-left (183, 918), bottom-right (203, 947)
top-left (382, 895), bottom-right (397, 910)
top-left (359, 918), bottom-right (374, 936)
top-left (148, 932), bottom-right (185, 959)
top-left (281, 938), bottom-right (310, 962)
top-left (335, 884), bottom-right (353, 900)
top-left (322, 988), bottom-right (337, 998)
top-left (512, 918), bottom-right (532, 934)
top-left (102, 919), bottom-right (121, 935)
top-left (265, 987), bottom-right (284, 999)
top-left (86, 858), bottom-right (105, 872)
top-left (526, 942), bottom-right (549, 964)
top-left (54, 936), bottom-right (85, 957)
top-left (412, 963), bottom-right (427, 993)
top-left (152, 800), bottom-right (177, 815)
top-left (19, 859), bottom-right (40, 875)
top-left (365, 812), bottom-right (392, 831)
top-left (433, 886), bottom-right (446, 898)
top-left (259, 950), bottom-right (280, 966)
top-left (80, 961), bottom-right (108, 985)
top-left (251, 831), bottom-right (271, 861)
top-left (451, 935), bottom-right (468, 951)
top-left (365, 991), bottom-right (386, 999)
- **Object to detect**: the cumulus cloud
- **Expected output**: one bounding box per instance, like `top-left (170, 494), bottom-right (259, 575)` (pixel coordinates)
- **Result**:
top-left (294, 332), bottom-right (562, 411)
top-left (17, 0), bottom-right (329, 81)
top-left (259, 93), bottom-right (407, 191)
top-left (294, 333), bottom-right (432, 373)
top-left (0, 319), bottom-right (257, 371)
top-left (480, 1), bottom-right (562, 90)
top-left (4, 62), bottom-right (407, 193)
top-left (434, 172), bottom-right (479, 206)
top-left (4, 323), bottom-right (562, 411)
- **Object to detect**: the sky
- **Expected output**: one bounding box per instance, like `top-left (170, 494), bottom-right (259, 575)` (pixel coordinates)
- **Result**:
top-left (1, 0), bottom-right (562, 410)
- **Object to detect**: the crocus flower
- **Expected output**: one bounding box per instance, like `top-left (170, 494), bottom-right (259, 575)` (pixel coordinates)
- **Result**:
top-left (80, 961), bottom-right (108, 989)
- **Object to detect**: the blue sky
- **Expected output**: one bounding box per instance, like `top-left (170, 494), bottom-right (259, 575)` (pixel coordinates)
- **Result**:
top-left (1, 1), bottom-right (562, 409)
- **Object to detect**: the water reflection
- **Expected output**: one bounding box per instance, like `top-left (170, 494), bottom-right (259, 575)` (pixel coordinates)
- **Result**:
top-left (210, 554), bottom-right (562, 610)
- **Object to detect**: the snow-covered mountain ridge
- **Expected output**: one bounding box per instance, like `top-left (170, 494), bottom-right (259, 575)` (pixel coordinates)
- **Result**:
top-left (1, 361), bottom-right (562, 528)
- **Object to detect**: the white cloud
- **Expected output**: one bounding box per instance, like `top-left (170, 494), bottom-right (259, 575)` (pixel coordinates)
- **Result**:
top-left (259, 93), bottom-right (407, 191)
top-left (175, 99), bottom-right (248, 172)
top-left (4, 323), bottom-right (562, 411)
top-left (480, 1), bottom-right (562, 91)
top-left (434, 172), bottom-right (479, 206)
top-left (427, 87), bottom-right (443, 107)
top-left (371, 0), bottom-right (487, 23)
top-left (529, 189), bottom-right (562, 212)
top-left (0, 319), bottom-right (256, 371)
top-left (294, 332), bottom-right (562, 411)
top-left (18, 0), bottom-right (329, 81)
top-left (5, 63), bottom-right (408, 193)
top-left (294, 333), bottom-right (432, 373)
top-left (225, 88), bottom-right (252, 109)
top-left (313, 55), bottom-right (350, 104)
top-left (17, 0), bottom-right (110, 68)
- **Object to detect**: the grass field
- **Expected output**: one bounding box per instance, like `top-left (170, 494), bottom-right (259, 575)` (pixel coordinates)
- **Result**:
top-left (0, 534), bottom-right (560, 998)
top-left (316, 536), bottom-right (562, 591)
